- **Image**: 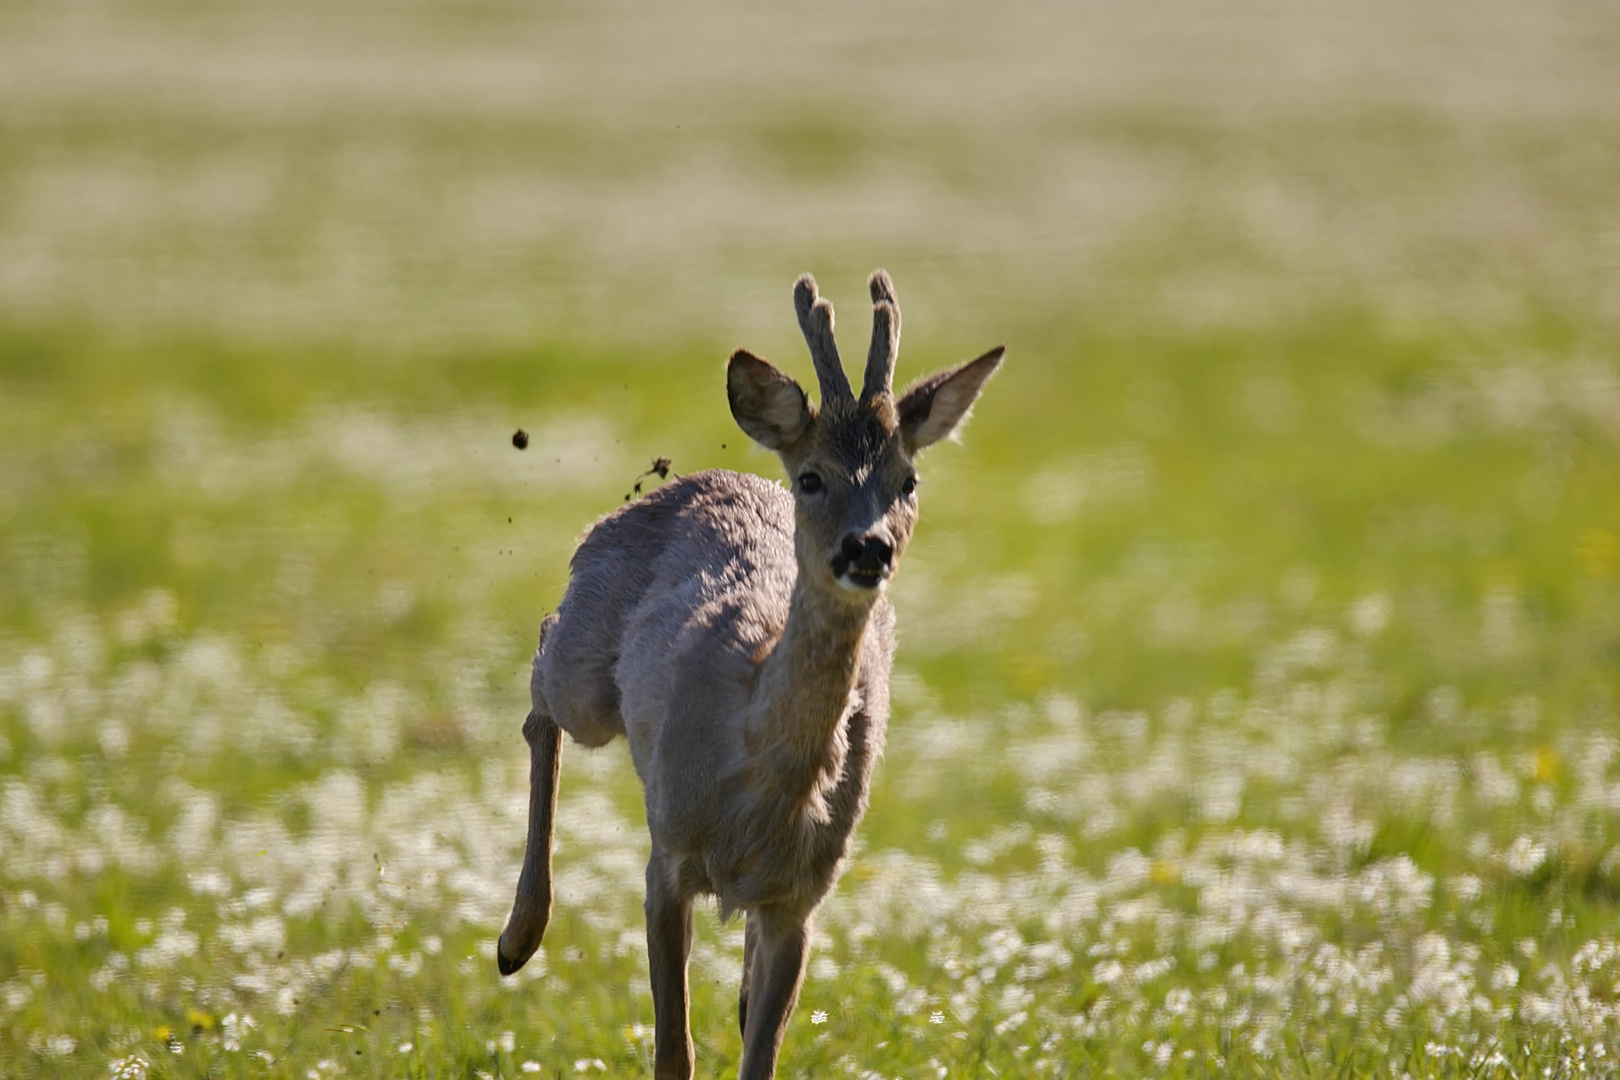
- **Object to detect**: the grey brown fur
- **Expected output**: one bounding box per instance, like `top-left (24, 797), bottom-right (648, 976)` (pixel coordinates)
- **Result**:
top-left (498, 271), bottom-right (1004, 1080)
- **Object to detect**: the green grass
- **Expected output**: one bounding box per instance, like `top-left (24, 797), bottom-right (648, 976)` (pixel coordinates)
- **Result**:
top-left (3, 0), bottom-right (1620, 1075)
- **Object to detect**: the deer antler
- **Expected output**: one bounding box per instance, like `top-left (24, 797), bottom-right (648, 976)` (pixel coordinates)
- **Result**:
top-left (861, 269), bottom-right (900, 405)
top-left (794, 274), bottom-right (853, 405)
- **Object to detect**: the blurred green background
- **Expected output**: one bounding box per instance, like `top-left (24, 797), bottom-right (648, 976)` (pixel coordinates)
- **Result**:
top-left (2, 0), bottom-right (1618, 1075)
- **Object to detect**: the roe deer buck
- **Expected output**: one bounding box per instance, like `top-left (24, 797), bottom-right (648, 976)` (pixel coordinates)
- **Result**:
top-left (497, 271), bottom-right (1003, 1080)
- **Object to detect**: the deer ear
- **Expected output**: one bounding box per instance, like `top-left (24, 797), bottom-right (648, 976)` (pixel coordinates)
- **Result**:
top-left (727, 349), bottom-right (813, 450)
top-left (896, 346), bottom-right (1005, 453)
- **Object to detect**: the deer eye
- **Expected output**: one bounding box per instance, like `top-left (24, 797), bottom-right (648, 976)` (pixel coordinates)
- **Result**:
top-left (798, 472), bottom-right (824, 494)
top-left (901, 473), bottom-right (918, 496)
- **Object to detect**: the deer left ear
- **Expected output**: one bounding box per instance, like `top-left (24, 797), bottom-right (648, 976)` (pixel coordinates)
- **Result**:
top-left (728, 348), bottom-right (814, 451)
top-left (896, 346), bottom-right (1005, 453)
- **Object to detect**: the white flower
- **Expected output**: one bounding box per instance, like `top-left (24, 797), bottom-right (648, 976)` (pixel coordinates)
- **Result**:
top-left (108, 1055), bottom-right (148, 1079)
top-left (810, 1010), bottom-right (828, 1024)
top-left (1093, 960), bottom-right (1124, 986)
top-left (221, 1012), bottom-right (256, 1051)
top-left (1501, 836), bottom-right (1546, 876)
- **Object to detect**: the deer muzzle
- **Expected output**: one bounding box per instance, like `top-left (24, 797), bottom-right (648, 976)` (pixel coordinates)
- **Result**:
top-left (832, 532), bottom-right (894, 590)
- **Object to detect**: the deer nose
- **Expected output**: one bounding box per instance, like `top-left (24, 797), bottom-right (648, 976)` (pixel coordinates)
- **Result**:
top-left (840, 533), bottom-right (893, 577)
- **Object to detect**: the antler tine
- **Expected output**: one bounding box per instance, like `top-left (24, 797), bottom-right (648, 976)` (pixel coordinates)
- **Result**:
top-left (793, 273), bottom-right (853, 404)
top-left (860, 269), bottom-right (900, 404)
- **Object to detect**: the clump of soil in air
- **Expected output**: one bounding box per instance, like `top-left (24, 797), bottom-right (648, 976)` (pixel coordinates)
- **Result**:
top-left (626, 457), bottom-right (675, 501)
top-left (512, 429), bottom-right (529, 450)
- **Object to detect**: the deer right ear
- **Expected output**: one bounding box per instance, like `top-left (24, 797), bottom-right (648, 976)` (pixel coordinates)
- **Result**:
top-left (896, 345), bottom-right (1005, 453)
top-left (727, 349), bottom-right (813, 451)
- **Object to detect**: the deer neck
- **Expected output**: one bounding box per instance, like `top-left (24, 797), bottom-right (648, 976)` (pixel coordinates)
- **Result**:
top-left (747, 573), bottom-right (873, 804)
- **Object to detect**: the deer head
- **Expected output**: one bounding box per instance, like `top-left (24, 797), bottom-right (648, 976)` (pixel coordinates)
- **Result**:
top-left (727, 271), bottom-right (1004, 602)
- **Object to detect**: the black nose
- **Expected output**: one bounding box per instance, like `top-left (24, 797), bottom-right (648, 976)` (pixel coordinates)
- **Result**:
top-left (837, 533), bottom-right (893, 579)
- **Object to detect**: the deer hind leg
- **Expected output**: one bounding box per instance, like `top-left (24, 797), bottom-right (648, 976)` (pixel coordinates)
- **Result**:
top-left (737, 909), bottom-right (811, 1080)
top-left (645, 855), bottom-right (695, 1080)
top-left (497, 616), bottom-right (563, 976)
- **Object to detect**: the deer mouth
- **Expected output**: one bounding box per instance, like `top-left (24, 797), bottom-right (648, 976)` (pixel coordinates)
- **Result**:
top-left (829, 553), bottom-right (889, 591)
top-left (837, 566), bottom-right (887, 590)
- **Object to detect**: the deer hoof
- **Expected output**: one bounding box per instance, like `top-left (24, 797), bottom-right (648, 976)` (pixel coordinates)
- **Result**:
top-left (496, 929), bottom-right (538, 977)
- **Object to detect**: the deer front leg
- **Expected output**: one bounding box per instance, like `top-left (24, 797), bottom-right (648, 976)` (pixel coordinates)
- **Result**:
top-left (738, 910), bottom-right (760, 1034)
top-left (497, 706), bottom-right (563, 975)
top-left (645, 856), bottom-right (695, 1080)
top-left (737, 909), bottom-right (811, 1080)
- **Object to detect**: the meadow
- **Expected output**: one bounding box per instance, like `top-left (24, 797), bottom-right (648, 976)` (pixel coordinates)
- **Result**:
top-left (2, 0), bottom-right (1619, 1075)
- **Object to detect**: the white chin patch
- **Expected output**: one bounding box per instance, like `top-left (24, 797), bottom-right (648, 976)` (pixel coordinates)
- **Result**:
top-left (836, 572), bottom-right (887, 594)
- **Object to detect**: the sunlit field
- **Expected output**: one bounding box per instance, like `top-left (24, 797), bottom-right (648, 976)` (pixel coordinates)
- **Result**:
top-left (3, 0), bottom-right (1620, 1076)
